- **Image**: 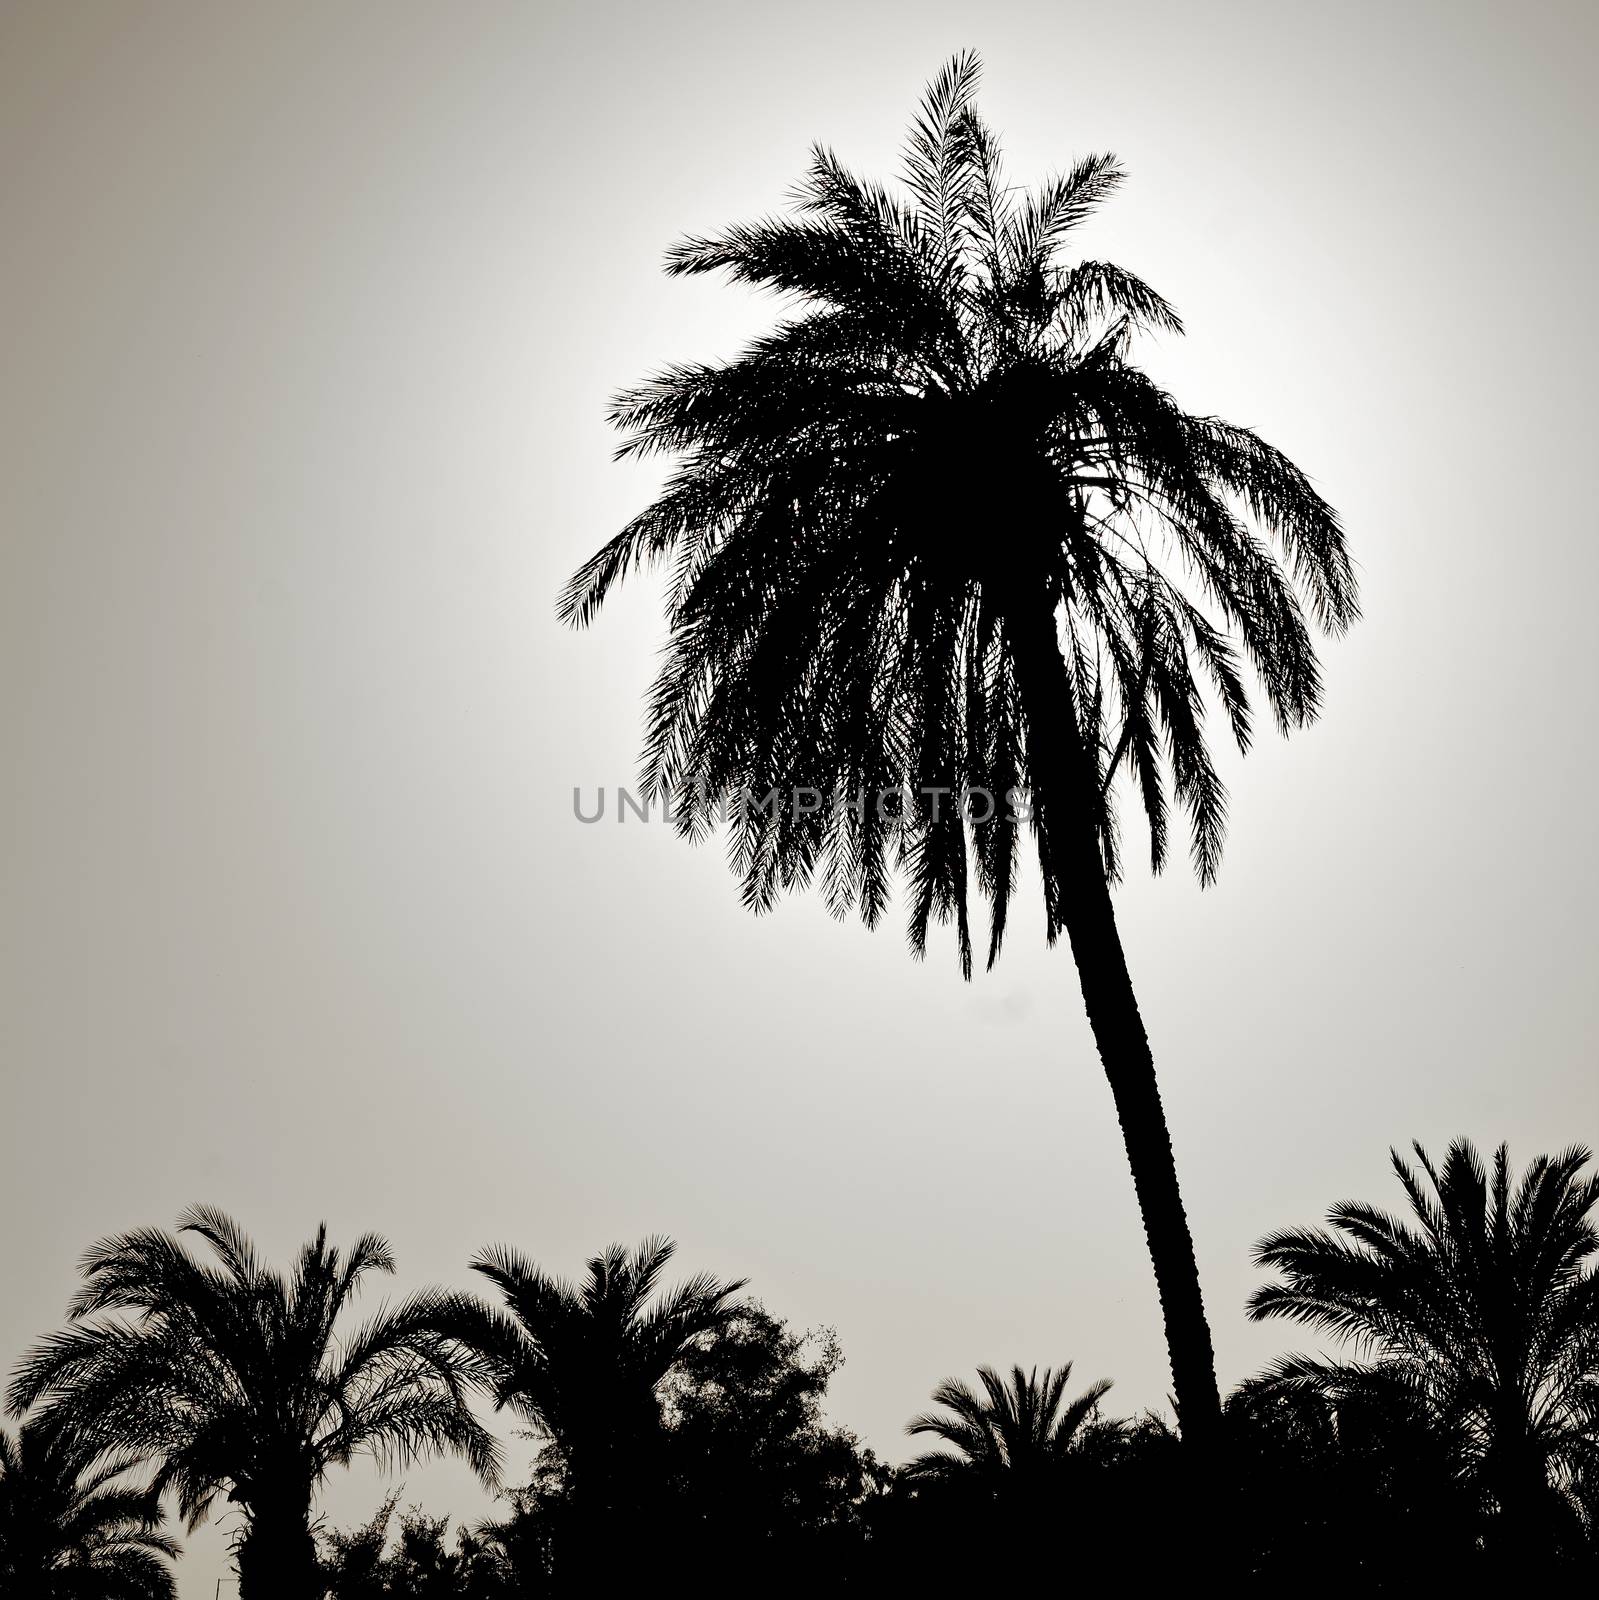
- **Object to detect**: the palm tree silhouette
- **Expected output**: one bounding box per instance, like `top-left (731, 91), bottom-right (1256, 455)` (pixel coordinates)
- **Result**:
top-left (890, 1362), bottom-right (1125, 1584)
top-left (560, 52), bottom-right (1357, 1445)
top-left (1248, 1139), bottom-right (1599, 1568)
top-left (6, 1206), bottom-right (500, 1600)
top-left (904, 1362), bottom-right (1117, 1481)
top-left (0, 1416), bottom-right (178, 1598)
top-left (439, 1236), bottom-right (744, 1545)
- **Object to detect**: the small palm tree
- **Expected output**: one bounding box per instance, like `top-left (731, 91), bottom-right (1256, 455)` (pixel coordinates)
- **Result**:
top-left (0, 1417), bottom-right (177, 1598)
top-left (561, 52), bottom-right (1358, 1445)
top-left (904, 1362), bottom-right (1117, 1482)
top-left (7, 1206), bottom-right (501, 1600)
top-left (441, 1236), bottom-right (744, 1541)
top-left (1248, 1139), bottom-right (1599, 1565)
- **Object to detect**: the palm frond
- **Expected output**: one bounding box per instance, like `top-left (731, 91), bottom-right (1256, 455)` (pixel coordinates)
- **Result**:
top-left (561, 53), bottom-right (1356, 975)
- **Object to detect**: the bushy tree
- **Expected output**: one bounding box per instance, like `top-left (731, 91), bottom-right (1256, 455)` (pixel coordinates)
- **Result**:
top-left (321, 1493), bottom-right (523, 1599)
top-left (447, 1263), bottom-right (882, 1589)
top-left (654, 1306), bottom-right (886, 1570)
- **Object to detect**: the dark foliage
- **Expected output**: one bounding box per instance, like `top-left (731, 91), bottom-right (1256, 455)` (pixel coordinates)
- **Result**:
top-left (426, 1233), bottom-right (746, 1569)
top-left (6, 1208), bottom-right (500, 1600)
top-left (902, 1360), bottom-right (1120, 1480)
top-left (321, 1494), bottom-right (523, 1600)
top-left (650, 1306), bottom-right (886, 1572)
top-left (428, 1260), bottom-right (884, 1592)
top-left (561, 47), bottom-right (1356, 971)
top-left (1249, 1139), bottom-right (1599, 1577)
top-left (864, 1361), bottom-right (1133, 1588)
top-left (0, 1416), bottom-right (177, 1598)
top-left (6, 1158), bottom-right (1596, 1592)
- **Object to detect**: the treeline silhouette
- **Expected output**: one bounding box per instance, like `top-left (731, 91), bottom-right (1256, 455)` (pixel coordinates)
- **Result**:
top-left (2, 1139), bottom-right (1595, 1595)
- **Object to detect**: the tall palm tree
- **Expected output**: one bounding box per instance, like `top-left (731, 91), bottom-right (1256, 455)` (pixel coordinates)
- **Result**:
top-left (559, 53), bottom-right (1357, 1445)
top-left (0, 1416), bottom-right (178, 1598)
top-left (7, 1206), bottom-right (501, 1600)
top-left (1248, 1139), bottom-right (1599, 1564)
top-left (441, 1236), bottom-right (744, 1542)
top-left (904, 1362), bottom-right (1117, 1482)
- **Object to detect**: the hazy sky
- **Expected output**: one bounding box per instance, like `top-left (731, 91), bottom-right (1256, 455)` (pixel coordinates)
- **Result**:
top-left (3, 1), bottom-right (1596, 1588)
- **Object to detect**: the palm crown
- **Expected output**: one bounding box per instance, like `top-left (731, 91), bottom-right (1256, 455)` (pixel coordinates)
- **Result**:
top-left (451, 1235), bottom-right (746, 1472)
top-left (6, 1206), bottom-right (499, 1594)
top-left (0, 1417), bottom-right (178, 1598)
top-left (1248, 1140), bottom-right (1599, 1541)
top-left (904, 1361), bottom-right (1116, 1481)
top-left (561, 50), bottom-right (1357, 975)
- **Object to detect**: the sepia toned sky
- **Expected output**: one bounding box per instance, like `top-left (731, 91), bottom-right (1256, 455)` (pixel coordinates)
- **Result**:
top-left (2, 0), bottom-right (1596, 1588)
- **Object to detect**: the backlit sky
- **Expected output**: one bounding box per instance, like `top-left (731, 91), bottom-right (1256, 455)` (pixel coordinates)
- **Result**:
top-left (3, 1), bottom-right (1596, 1588)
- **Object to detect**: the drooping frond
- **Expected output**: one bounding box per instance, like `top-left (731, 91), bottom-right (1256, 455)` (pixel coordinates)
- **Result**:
top-left (6, 1208), bottom-right (499, 1559)
top-left (453, 1233), bottom-right (748, 1501)
top-left (561, 52), bottom-right (1357, 974)
top-left (1249, 1139), bottom-right (1599, 1531)
top-left (0, 1416), bottom-right (180, 1596)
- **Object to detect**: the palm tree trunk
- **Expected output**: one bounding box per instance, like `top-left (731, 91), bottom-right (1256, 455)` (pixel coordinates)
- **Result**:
top-left (237, 1488), bottom-right (320, 1600)
top-left (1011, 600), bottom-right (1223, 1450)
top-left (1054, 809), bottom-right (1224, 1447)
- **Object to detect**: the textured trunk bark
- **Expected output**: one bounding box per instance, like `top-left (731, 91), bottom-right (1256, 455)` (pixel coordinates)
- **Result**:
top-left (1011, 599), bottom-right (1224, 1450)
top-left (1054, 810), bottom-right (1225, 1447)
